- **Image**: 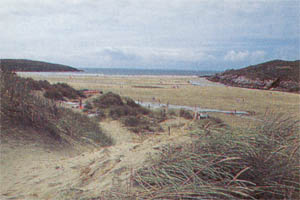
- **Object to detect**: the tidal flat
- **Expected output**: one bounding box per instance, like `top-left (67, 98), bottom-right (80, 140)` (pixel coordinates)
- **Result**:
top-left (18, 72), bottom-right (300, 128)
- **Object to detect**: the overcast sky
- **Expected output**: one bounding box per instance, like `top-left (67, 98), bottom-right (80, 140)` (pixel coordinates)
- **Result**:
top-left (1, 0), bottom-right (299, 70)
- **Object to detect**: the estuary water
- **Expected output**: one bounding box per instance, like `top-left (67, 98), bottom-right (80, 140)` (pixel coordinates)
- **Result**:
top-left (135, 101), bottom-right (249, 115)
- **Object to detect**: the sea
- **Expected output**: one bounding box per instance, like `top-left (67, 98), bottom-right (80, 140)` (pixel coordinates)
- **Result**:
top-left (81, 68), bottom-right (218, 76)
top-left (17, 68), bottom-right (219, 77)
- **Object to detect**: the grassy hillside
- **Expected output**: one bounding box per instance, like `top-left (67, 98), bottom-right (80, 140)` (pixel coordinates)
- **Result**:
top-left (0, 70), bottom-right (112, 147)
top-left (0, 59), bottom-right (79, 72)
top-left (208, 60), bottom-right (300, 92)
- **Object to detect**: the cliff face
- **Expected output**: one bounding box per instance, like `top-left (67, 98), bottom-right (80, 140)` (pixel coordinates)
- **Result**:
top-left (208, 60), bottom-right (300, 92)
top-left (0, 59), bottom-right (80, 72)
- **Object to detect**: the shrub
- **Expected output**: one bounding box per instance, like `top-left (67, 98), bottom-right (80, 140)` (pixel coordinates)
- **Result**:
top-left (149, 109), bottom-right (168, 123)
top-left (93, 92), bottom-right (124, 108)
top-left (42, 82), bottom-right (85, 101)
top-left (58, 108), bottom-right (113, 146)
top-left (125, 98), bottom-right (140, 108)
top-left (84, 102), bottom-right (93, 110)
top-left (109, 105), bottom-right (134, 119)
top-left (44, 88), bottom-right (64, 100)
top-left (92, 92), bottom-right (161, 134)
top-left (123, 116), bottom-right (141, 127)
top-left (179, 109), bottom-right (193, 119)
top-left (95, 109), bottom-right (106, 120)
top-left (52, 83), bottom-right (85, 99)
top-left (121, 116), bottom-right (162, 134)
top-left (38, 80), bottom-right (52, 89)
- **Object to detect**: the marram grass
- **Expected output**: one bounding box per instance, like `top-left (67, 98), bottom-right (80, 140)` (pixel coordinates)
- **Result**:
top-left (103, 115), bottom-right (299, 199)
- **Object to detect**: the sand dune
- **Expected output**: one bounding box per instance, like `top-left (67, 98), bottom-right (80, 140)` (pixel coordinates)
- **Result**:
top-left (0, 119), bottom-right (190, 199)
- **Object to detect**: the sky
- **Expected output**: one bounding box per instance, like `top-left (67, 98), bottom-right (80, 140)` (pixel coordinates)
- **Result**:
top-left (1, 0), bottom-right (299, 70)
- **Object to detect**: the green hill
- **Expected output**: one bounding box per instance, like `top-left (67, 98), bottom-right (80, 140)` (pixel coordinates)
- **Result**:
top-left (0, 59), bottom-right (80, 72)
top-left (208, 60), bottom-right (300, 92)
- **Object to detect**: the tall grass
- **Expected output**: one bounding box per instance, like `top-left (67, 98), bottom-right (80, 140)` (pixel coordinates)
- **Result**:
top-left (0, 70), bottom-right (112, 146)
top-left (113, 115), bottom-right (299, 199)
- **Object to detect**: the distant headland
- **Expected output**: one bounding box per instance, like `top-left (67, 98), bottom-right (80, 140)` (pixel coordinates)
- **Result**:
top-left (207, 59), bottom-right (300, 93)
top-left (0, 59), bottom-right (80, 72)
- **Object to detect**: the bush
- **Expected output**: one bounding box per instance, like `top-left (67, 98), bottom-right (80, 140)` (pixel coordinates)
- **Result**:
top-left (85, 101), bottom-right (93, 109)
top-left (44, 88), bottom-right (64, 100)
top-left (58, 108), bottom-right (113, 146)
top-left (91, 92), bottom-right (162, 134)
top-left (93, 92), bottom-right (124, 108)
top-left (131, 116), bottom-right (300, 199)
top-left (121, 116), bottom-right (162, 134)
top-left (125, 98), bottom-right (140, 108)
top-left (95, 109), bottom-right (106, 120)
top-left (179, 109), bottom-right (193, 119)
top-left (52, 83), bottom-right (85, 99)
top-left (109, 105), bottom-right (134, 119)
top-left (42, 82), bottom-right (85, 101)
top-left (123, 116), bottom-right (141, 127)
top-left (38, 80), bottom-right (52, 90)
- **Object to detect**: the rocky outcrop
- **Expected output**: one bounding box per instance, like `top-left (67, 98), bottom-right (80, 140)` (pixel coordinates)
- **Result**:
top-left (208, 60), bottom-right (300, 92)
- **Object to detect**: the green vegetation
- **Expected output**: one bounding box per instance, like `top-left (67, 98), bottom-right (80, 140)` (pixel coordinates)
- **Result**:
top-left (0, 69), bottom-right (85, 101)
top-left (85, 92), bottom-right (164, 134)
top-left (225, 60), bottom-right (300, 82)
top-left (44, 83), bottom-right (85, 100)
top-left (179, 109), bottom-right (193, 119)
top-left (127, 116), bottom-right (299, 199)
top-left (0, 59), bottom-right (79, 72)
top-left (0, 70), bottom-right (112, 146)
top-left (209, 59), bottom-right (300, 92)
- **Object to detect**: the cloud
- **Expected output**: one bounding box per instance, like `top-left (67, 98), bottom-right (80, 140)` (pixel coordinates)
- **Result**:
top-left (0, 0), bottom-right (298, 69)
top-left (77, 47), bottom-right (216, 68)
top-left (224, 51), bottom-right (249, 62)
top-left (224, 50), bottom-right (266, 62)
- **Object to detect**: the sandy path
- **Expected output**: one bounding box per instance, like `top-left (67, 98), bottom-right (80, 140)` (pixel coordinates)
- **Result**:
top-left (0, 119), bottom-right (190, 199)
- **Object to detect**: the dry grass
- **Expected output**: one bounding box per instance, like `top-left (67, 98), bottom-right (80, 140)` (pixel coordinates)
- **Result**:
top-left (19, 74), bottom-right (299, 121)
top-left (102, 115), bottom-right (300, 200)
top-left (1, 71), bottom-right (113, 147)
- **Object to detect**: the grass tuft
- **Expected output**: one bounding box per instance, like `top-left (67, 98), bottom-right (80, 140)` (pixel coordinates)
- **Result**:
top-left (121, 115), bottom-right (300, 199)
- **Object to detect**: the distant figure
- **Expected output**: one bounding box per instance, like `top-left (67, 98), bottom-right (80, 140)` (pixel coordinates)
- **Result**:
top-left (168, 126), bottom-right (171, 136)
top-left (79, 98), bottom-right (83, 109)
top-left (166, 101), bottom-right (169, 112)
